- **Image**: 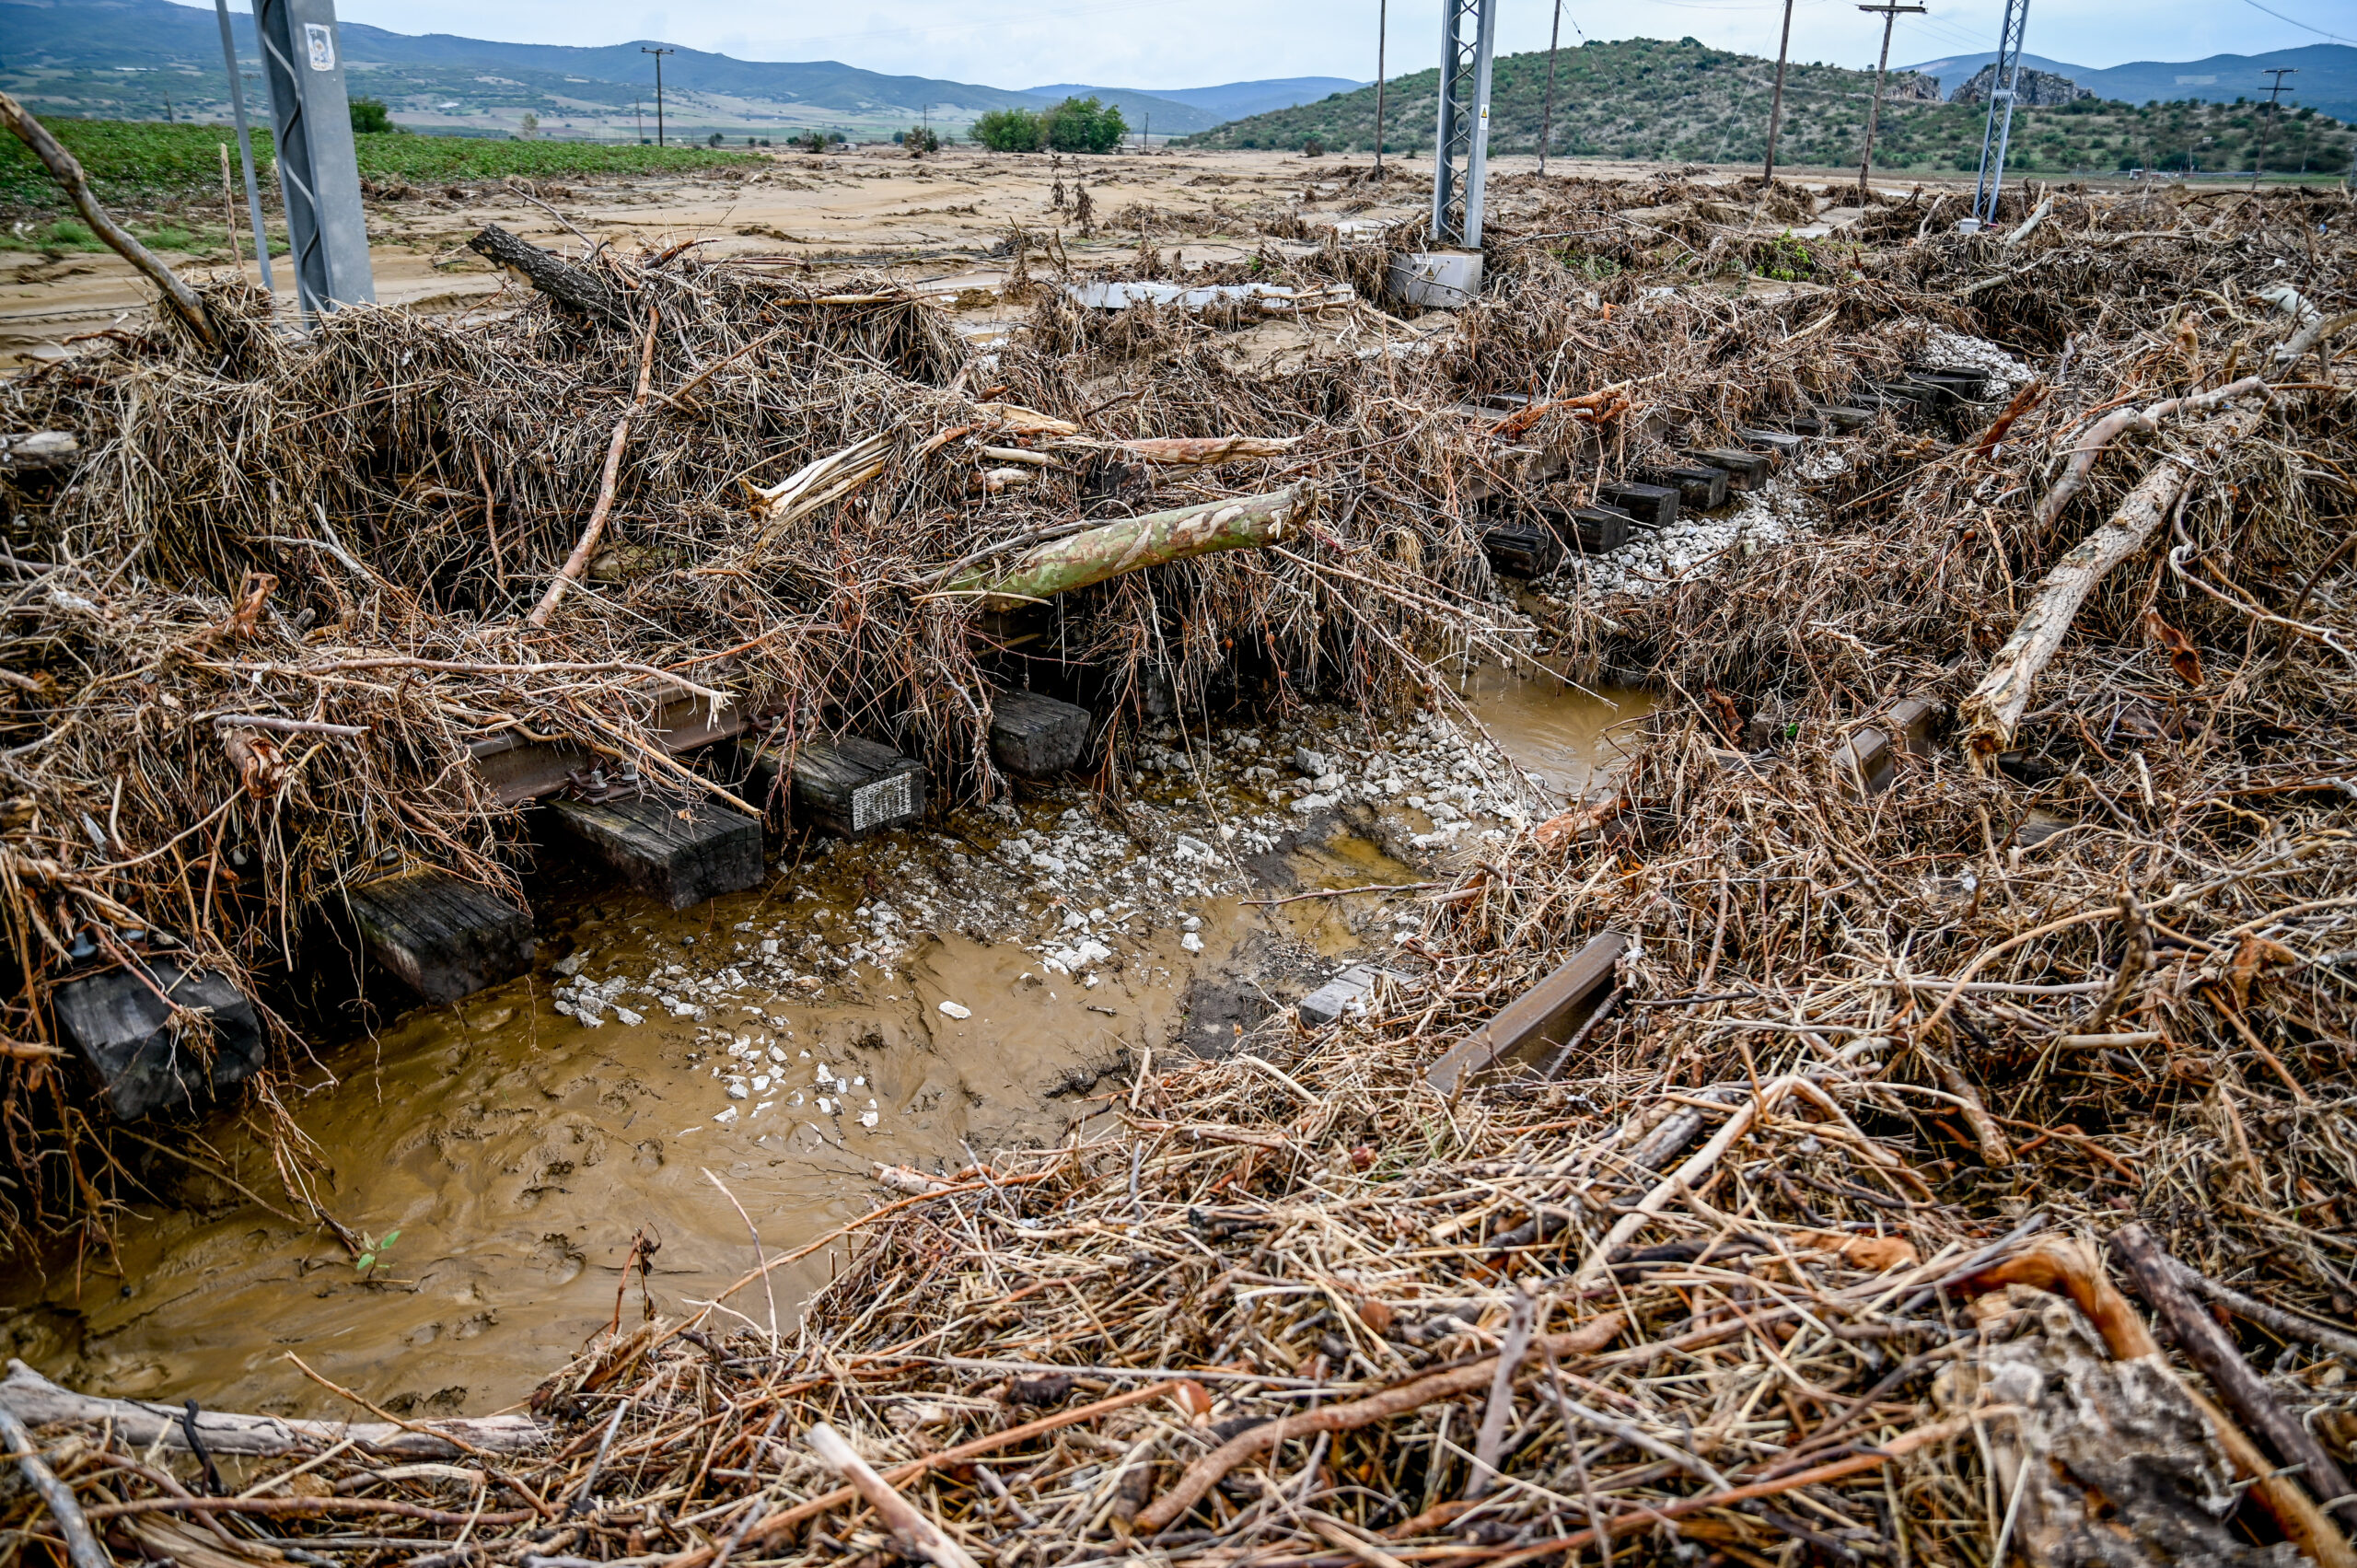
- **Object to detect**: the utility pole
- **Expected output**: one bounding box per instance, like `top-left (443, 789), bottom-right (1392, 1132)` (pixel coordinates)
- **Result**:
top-left (642, 46), bottom-right (674, 147)
top-left (1761, 0), bottom-right (1794, 183)
top-left (1431, 0), bottom-right (1498, 247)
top-left (252, 0), bottom-right (373, 319)
top-left (1538, 0), bottom-right (1563, 175)
top-left (1854, 2), bottom-right (1924, 197)
top-left (2252, 66), bottom-right (2295, 190)
top-left (212, 0), bottom-right (273, 294)
top-left (1969, 0), bottom-right (2030, 226)
top-left (1373, 0), bottom-right (1388, 174)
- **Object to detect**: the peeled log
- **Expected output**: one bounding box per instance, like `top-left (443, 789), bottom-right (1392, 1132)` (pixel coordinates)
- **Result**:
top-left (946, 484), bottom-right (1313, 608)
top-left (1105, 436), bottom-right (1297, 467)
top-left (1, 1360), bottom-right (546, 1458)
top-left (1961, 406), bottom-right (2263, 765)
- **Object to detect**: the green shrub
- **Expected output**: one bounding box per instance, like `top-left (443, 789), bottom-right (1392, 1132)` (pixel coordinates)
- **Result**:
top-left (1039, 96), bottom-right (1125, 154)
top-left (350, 97), bottom-right (393, 134)
top-left (972, 108), bottom-right (1042, 152)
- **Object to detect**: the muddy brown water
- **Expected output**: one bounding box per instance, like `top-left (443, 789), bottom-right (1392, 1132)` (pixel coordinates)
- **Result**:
top-left (1, 691), bottom-right (1646, 1420)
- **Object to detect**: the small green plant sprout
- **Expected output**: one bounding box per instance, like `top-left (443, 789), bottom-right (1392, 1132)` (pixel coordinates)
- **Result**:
top-left (354, 1228), bottom-right (401, 1278)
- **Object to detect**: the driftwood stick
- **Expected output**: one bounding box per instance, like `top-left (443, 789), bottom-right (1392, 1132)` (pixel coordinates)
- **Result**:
top-left (1133, 1312), bottom-right (1625, 1532)
top-left (0, 1397), bottom-right (113, 1568)
top-left (1446, 1413), bottom-right (1985, 1568)
top-left (1465, 1290), bottom-right (1536, 1500)
top-left (1, 1359), bottom-right (545, 1458)
top-left (805, 1423), bottom-right (983, 1568)
top-left (529, 308), bottom-right (660, 628)
top-left (946, 484), bottom-right (1316, 610)
top-left (0, 92), bottom-right (215, 349)
top-left (1961, 401), bottom-right (2266, 762)
top-left (667, 1380), bottom-right (1190, 1568)
top-left (2165, 1256), bottom-right (2357, 1365)
top-left (2112, 1224), bottom-right (2357, 1520)
top-left (2034, 375), bottom-right (2264, 529)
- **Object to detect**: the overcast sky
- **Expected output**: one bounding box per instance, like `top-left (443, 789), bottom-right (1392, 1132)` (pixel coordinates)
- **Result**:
top-left (212, 0), bottom-right (2346, 92)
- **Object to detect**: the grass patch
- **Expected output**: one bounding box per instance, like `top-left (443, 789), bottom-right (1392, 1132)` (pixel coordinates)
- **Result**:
top-left (0, 120), bottom-right (755, 212)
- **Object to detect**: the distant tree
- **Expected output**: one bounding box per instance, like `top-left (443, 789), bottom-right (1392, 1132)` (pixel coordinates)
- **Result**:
top-left (1039, 95), bottom-right (1125, 154)
top-left (517, 110), bottom-right (539, 139)
top-left (351, 96), bottom-right (392, 134)
top-left (972, 107), bottom-right (1044, 152)
top-left (707, 131), bottom-right (725, 146)
top-left (797, 129), bottom-right (827, 152)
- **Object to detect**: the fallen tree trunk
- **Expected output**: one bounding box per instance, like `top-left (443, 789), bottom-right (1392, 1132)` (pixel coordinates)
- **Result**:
top-left (1961, 401), bottom-right (2267, 764)
top-left (0, 1360), bottom-right (547, 1458)
top-left (467, 224), bottom-right (630, 329)
top-left (945, 484), bottom-right (1314, 609)
top-left (0, 92), bottom-right (215, 350)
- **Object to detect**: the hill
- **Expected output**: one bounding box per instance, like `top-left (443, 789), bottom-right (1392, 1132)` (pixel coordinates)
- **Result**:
top-left (0, 0), bottom-right (1035, 140)
top-left (1902, 43), bottom-right (2357, 125)
top-left (0, 0), bottom-right (1362, 145)
top-left (1180, 36), bottom-right (2354, 176)
top-left (1026, 77), bottom-right (1366, 132)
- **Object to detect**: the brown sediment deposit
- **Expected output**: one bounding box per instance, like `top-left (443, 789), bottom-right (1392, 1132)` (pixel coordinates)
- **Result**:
top-left (2, 123), bottom-right (2354, 1568)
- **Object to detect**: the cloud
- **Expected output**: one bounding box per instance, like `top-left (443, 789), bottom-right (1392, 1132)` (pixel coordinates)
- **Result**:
top-left (191, 0), bottom-right (2326, 91)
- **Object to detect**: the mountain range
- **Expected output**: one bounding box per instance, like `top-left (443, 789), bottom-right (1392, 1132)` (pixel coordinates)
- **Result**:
top-left (0, 0), bottom-right (1358, 139)
top-left (1186, 35), bottom-right (2353, 177)
top-left (1898, 43), bottom-right (2354, 124)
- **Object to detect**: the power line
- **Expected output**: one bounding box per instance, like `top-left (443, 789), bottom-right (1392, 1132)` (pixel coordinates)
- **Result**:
top-left (2236, 0), bottom-right (2352, 43)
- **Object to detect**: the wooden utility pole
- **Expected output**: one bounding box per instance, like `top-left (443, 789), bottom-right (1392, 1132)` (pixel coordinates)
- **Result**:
top-left (2251, 66), bottom-right (2296, 190)
top-left (1373, 0), bottom-right (1388, 173)
top-left (642, 46), bottom-right (674, 146)
top-left (1854, 2), bottom-right (1924, 196)
top-left (1538, 0), bottom-right (1563, 174)
top-left (1761, 0), bottom-right (1795, 182)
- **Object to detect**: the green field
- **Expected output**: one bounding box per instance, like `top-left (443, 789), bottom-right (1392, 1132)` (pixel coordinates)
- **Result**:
top-left (1185, 37), bottom-right (2355, 176)
top-left (0, 118), bottom-right (756, 216)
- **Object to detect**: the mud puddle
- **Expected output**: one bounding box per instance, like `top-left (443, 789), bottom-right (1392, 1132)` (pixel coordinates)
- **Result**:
top-left (1452, 661), bottom-right (1653, 798)
top-left (0, 691), bottom-right (1641, 1417)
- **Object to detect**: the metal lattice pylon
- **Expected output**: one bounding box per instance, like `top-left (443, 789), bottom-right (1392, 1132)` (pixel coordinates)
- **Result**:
top-left (253, 0), bottom-right (375, 319)
top-left (1430, 0), bottom-right (1498, 248)
top-left (1970, 0), bottom-right (2031, 226)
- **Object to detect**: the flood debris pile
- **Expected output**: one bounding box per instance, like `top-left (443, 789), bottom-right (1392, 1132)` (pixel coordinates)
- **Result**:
top-left (0, 170), bottom-right (1975, 1231)
top-left (2, 157), bottom-right (2354, 1566)
top-left (0, 230), bottom-right (1529, 1227)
